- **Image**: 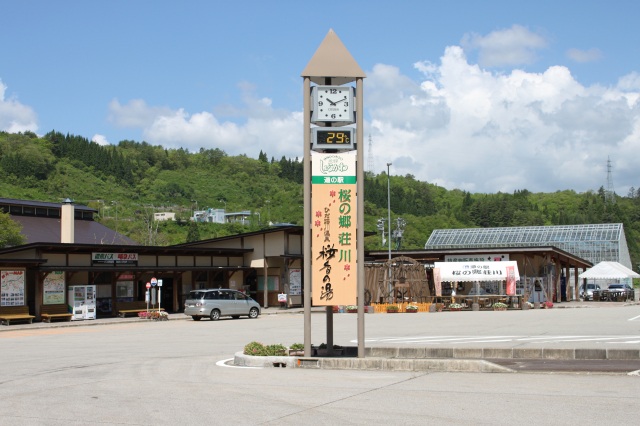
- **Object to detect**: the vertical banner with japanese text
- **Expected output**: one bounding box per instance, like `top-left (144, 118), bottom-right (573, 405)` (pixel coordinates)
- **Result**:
top-left (311, 151), bottom-right (357, 306)
top-left (433, 267), bottom-right (442, 297)
top-left (505, 265), bottom-right (516, 295)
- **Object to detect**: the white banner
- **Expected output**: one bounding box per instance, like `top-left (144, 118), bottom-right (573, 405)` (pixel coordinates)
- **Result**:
top-left (433, 261), bottom-right (520, 282)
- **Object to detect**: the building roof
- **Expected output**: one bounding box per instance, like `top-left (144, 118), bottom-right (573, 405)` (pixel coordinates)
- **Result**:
top-left (2, 197), bottom-right (137, 246)
top-left (11, 215), bottom-right (137, 245)
top-left (425, 224), bottom-right (631, 269)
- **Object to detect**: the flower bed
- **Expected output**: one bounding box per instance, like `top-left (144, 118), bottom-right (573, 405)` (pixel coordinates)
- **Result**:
top-left (138, 311), bottom-right (169, 320)
top-left (492, 302), bottom-right (508, 311)
top-left (448, 303), bottom-right (462, 311)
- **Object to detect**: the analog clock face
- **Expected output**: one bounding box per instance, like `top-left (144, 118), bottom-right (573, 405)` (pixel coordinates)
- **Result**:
top-left (312, 85), bottom-right (354, 123)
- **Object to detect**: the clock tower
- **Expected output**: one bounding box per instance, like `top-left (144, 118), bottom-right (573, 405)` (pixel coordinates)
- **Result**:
top-left (301, 29), bottom-right (366, 358)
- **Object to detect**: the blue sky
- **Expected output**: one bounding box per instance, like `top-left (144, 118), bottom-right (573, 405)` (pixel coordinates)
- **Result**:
top-left (2, 0), bottom-right (639, 194)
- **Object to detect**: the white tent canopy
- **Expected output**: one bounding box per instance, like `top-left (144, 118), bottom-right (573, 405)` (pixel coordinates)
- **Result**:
top-left (578, 261), bottom-right (640, 279)
top-left (433, 261), bottom-right (520, 282)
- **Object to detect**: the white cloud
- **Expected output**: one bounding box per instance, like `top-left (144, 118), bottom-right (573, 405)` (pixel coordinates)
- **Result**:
top-left (92, 134), bottom-right (110, 146)
top-left (365, 45), bottom-right (640, 194)
top-left (108, 93), bottom-right (302, 159)
top-left (566, 48), bottom-right (602, 63)
top-left (461, 25), bottom-right (547, 67)
top-left (103, 38), bottom-right (639, 195)
top-left (108, 99), bottom-right (174, 128)
top-left (0, 79), bottom-right (38, 133)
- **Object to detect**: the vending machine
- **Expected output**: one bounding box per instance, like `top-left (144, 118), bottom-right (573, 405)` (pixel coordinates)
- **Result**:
top-left (67, 285), bottom-right (97, 320)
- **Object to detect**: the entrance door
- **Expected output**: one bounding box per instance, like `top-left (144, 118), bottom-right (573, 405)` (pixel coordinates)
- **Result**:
top-left (160, 278), bottom-right (173, 312)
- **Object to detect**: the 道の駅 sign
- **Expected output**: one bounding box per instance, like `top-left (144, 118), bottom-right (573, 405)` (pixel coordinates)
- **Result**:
top-left (311, 151), bottom-right (357, 306)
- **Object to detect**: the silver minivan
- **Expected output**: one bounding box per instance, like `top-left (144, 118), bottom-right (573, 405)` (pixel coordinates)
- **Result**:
top-left (184, 289), bottom-right (261, 321)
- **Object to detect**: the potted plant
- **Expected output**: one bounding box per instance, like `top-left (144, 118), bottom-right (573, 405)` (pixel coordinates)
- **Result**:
top-left (288, 343), bottom-right (305, 356)
top-left (386, 305), bottom-right (400, 313)
top-left (492, 302), bottom-right (508, 311)
top-left (448, 303), bottom-right (462, 311)
top-left (405, 304), bottom-right (418, 313)
top-left (346, 305), bottom-right (358, 313)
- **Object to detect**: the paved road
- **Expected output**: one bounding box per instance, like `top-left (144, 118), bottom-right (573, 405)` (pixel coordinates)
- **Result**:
top-left (1, 303), bottom-right (639, 425)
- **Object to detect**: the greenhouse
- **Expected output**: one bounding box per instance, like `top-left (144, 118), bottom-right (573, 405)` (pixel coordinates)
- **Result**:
top-left (425, 223), bottom-right (632, 270)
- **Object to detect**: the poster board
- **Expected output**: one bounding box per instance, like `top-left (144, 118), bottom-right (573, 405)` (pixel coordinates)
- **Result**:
top-left (1, 270), bottom-right (25, 306)
top-left (43, 271), bottom-right (66, 305)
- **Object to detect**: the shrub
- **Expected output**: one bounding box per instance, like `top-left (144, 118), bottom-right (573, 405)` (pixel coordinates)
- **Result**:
top-left (289, 343), bottom-right (304, 351)
top-left (243, 341), bottom-right (267, 356)
top-left (386, 305), bottom-right (399, 312)
top-left (264, 344), bottom-right (287, 356)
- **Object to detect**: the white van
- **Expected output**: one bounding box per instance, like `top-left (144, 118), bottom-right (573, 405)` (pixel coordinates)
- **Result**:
top-left (184, 289), bottom-right (260, 321)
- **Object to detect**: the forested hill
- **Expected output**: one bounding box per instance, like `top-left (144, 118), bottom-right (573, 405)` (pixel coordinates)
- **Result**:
top-left (1, 130), bottom-right (639, 269)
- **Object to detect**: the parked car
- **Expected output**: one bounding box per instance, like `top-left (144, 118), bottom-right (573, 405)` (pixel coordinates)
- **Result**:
top-left (579, 283), bottom-right (601, 301)
top-left (184, 289), bottom-right (260, 321)
top-left (607, 283), bottom-right (634, 301)
top-left (608, 283), bottom-right (634, 291)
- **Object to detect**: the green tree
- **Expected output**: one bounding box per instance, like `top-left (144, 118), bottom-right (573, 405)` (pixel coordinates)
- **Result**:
top-left (186, 221), bottom-right (201, 243)
top-left (0, 212), bottom-right (25, 247)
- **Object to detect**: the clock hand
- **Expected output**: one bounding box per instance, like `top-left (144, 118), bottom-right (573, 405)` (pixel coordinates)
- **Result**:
top-left (326, 98), bottom-right (337, 106)
top-left (333, 96), bottom-right (347, 104)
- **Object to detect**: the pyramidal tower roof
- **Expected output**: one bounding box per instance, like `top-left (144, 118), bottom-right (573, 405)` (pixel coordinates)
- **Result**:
top-left (301, 29), bottom-right (366, 85)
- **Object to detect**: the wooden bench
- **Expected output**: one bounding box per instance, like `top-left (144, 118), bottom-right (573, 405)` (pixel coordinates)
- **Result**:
top-left (116, 301), bottom-right (164, 318)
top-left (40, 304), bottom-right (73, 323)
top-left (0, 306), bottom-right (35, 326)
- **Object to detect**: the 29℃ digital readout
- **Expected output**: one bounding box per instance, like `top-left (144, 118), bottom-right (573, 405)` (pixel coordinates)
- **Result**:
top-left (311, 127), bottom-right (355, 151)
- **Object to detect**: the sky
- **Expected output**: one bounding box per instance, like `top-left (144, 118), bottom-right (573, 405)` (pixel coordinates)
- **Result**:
top-left (1, 0), bottom-right (639, 195)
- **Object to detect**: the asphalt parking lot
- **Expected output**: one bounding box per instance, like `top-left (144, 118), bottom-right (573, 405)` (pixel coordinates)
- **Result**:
top-left (1, 302), bottom-right (640, 425)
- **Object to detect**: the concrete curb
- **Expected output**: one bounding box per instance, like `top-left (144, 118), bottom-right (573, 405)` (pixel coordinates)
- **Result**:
top-left (366, 346), bottom-right (640, 361)
top-left (232, 352), bottom-right (515, 373)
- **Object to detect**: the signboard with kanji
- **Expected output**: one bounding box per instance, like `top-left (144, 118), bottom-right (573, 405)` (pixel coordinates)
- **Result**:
top-left (311, 151), bottom-right (357, 306)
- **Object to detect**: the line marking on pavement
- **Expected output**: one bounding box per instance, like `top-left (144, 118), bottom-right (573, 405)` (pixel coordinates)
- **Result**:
top-left (216, 358), bottom-right (263, 369)
top-left (629, 314), bottom-right (640, 321)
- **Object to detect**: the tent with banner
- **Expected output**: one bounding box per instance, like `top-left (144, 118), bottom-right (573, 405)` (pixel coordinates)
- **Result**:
top-left (433, 261), bottom-right (520, 297)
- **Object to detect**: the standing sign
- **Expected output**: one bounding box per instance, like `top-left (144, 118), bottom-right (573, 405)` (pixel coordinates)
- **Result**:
top-left (311, 151), bottom-right (357, 306)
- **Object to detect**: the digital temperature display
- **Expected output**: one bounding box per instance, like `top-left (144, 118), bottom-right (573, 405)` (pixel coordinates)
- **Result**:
top-left (312, 128), bottom-right (355, 151)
